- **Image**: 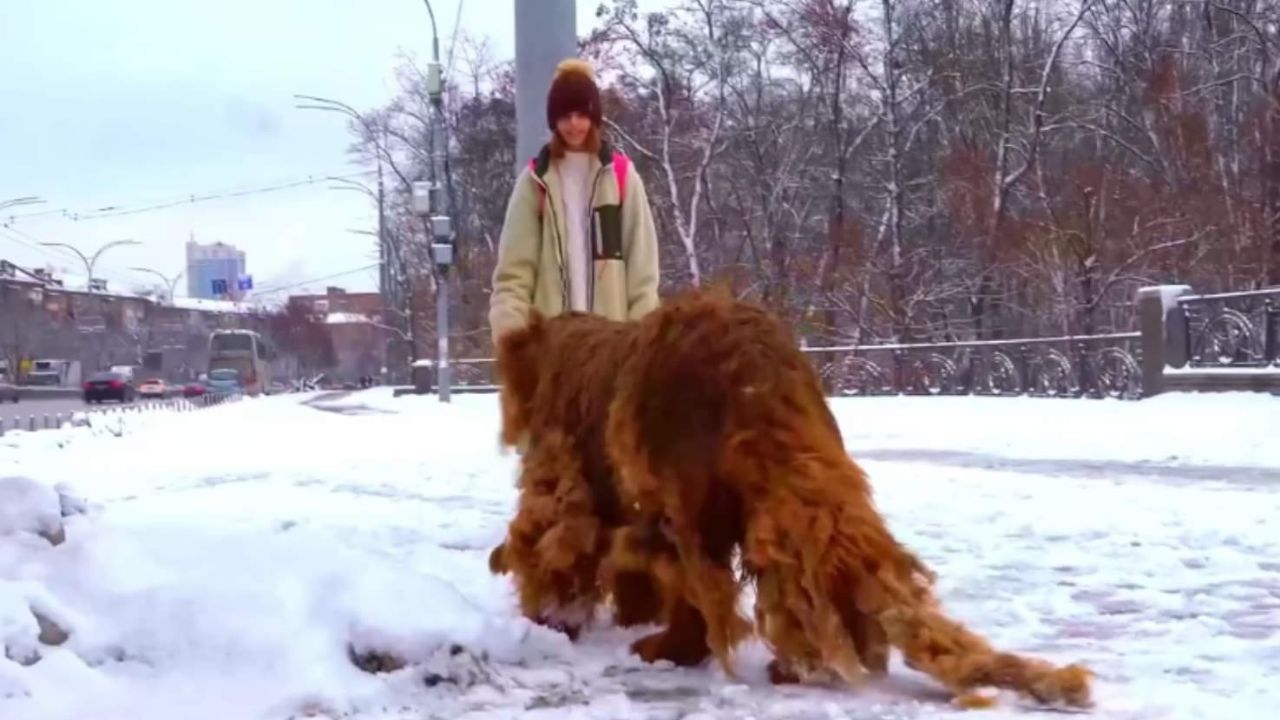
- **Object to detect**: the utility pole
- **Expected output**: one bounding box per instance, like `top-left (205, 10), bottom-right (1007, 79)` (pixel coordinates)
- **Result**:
top-left (418, 0), bottom-right (455, 402)
top-left (514, 0), bottom-right (577, 171)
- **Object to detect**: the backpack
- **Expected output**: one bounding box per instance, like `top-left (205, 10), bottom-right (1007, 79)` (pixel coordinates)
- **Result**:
top-left (529, 150), bottom-right (629, 218)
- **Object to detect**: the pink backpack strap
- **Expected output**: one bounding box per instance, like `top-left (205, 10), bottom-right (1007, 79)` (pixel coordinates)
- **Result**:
top-left (612, 151), bottom-right (629, 201)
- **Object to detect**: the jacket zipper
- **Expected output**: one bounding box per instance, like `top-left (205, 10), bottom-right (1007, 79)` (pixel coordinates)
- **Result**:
top-left (531, 173), bottom-right (570, 310)
top-left (536, 161), bottom-right (609, 315)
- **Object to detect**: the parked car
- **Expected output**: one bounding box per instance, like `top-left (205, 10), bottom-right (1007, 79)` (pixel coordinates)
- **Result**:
top-left (83, 371), bottom-right (135, 404)
top-left (0, 380), bottom-right (18, 403)
top-left (204, 368), bottom-right (243, 395)
top-left (137, 378), bottom-right (171, 399)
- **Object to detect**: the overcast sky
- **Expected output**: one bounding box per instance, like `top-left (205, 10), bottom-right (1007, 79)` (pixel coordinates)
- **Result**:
top-left (0, 0), bottom-right (661, 301)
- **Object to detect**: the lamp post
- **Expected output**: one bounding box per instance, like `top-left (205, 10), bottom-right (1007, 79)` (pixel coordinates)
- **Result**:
top-left (295, 95), bottom-right (411, 369)
top-left (39, 238), bottom-right (140, 292)
top-left (0, 196), bottom-right (45, 212)
top-left (130, 266), bottom-right (184, 304)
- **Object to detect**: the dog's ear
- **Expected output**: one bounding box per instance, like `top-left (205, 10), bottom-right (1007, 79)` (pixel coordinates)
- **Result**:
top-left (494, 312), bottom-right (547, 447)
top-left (495, 311), bottom-right (546, 379)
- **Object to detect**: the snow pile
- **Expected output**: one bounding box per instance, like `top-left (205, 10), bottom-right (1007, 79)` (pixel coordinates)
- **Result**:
top-left (1, 388), bottom-right (1277, 719)
top-left (0, 398), bottom-right (570, 719)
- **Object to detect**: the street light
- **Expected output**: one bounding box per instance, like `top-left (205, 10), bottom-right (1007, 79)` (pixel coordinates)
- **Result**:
top-left (0, 196), bottom-right (45, 212)
top-left (39, 238), bottom-right (140, 292)
top-left (296, 97), bottom-right (411, 373)
top-left (130, 266), bottom-right (184, 304)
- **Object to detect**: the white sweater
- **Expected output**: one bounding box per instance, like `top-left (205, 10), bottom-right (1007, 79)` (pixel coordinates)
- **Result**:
top-left (556, 151), bottom-right (594, 312)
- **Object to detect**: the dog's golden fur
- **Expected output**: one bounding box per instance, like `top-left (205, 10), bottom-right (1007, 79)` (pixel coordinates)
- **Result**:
top-left (489, 311), bottom-right (711, 663)
top-left (489, 288), bottom-right (1094, 709)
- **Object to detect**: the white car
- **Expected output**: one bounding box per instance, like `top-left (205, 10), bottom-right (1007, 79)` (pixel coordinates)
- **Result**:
top-left (136, 378), bottom-right (170, 399)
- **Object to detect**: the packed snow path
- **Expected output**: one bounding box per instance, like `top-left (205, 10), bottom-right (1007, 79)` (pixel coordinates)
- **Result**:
top-left (1, 390), bottom-right (1277, 719)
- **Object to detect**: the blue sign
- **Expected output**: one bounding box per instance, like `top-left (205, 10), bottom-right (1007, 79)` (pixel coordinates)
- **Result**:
top-left (211, 278), bottom-right (228, 295)
top-left (237, 274), bottom-right (254, 291)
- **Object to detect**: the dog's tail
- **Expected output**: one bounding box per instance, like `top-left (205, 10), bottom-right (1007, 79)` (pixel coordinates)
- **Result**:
top-left (730, 401), bottom-right (1092, 709)
top-left (877, 603), bottom-right (1094, 708)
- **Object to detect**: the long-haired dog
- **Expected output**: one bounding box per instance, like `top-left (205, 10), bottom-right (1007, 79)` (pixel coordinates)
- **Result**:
top-left (490, 289), bottom-right (1094, 709)
top-left (488, 311), bottom-right (712, 666)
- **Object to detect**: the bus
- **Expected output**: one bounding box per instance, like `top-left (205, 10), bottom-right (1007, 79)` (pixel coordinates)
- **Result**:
top-left (207, 329), bottom-right (275, 396)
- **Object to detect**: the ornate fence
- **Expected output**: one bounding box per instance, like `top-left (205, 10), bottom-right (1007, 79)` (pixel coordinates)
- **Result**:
top-left (1177, 288), bottom-right (1280, 369)
top-left (805, 333), bottom-right (1144, 399)
top-left (433, 284), bottom-right (1280, 400)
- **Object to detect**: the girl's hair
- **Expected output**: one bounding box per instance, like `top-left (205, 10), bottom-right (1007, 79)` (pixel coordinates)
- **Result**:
top-left (549, 123), bottom-right (602, 158)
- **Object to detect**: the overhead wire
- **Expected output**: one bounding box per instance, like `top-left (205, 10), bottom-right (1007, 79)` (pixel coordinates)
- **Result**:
top-left (1, 169), bottom-right (379, 224)
top-left (242, 264), bottom-right (381, 297)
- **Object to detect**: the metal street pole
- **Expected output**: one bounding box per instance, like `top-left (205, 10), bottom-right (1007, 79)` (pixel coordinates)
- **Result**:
top-left (39, 239), bottom-right (140, 291)
top-left (514, 0), bottom-right (577, 171)
top-left (130, 266), bottom-right (184, 303)
top-left (419, 0), bottom-right (455, 403)
top-left (301, 95), bottom-right (410, 381)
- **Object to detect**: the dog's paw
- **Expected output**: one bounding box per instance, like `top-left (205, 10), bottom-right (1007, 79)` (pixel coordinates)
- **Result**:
top-left (543, 620), bottom-right (581, 641)
top-left (766, 659), bottom-right (801, 685)
top-left (630, 630), bottom-right (710, 668)
top-left (487, 543), bottom-right (508, 574)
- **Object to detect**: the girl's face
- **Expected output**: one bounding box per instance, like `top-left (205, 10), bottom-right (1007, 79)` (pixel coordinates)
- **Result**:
top-left (556, 111), bottom-right (593, 151)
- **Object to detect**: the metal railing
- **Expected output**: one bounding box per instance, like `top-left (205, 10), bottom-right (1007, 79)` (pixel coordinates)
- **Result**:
top-left (434, 331), bottom-right (1146, 400)
top-left (805, 333), bottom-right (1144, 400)
top-left (1178, 287), bottom-right (1280, 369)
top-left (0, 391), bottom-right (239, 437)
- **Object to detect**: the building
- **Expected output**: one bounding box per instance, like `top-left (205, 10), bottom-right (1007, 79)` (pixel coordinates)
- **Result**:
top-left (186, 238), bottom-right (247, 300)
top-left (287, 286), bottom-right (385, 318)
top-left (287, 286), bottom-right (393, 382)
top-left (2, 257), bottom-right (269, 380)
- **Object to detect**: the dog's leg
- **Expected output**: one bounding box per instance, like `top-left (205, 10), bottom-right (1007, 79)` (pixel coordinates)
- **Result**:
top-left (745, 506), bottom-right (868, 690)
top-left (605, 522), bottom-right (713, 666)
top-left (754, 564), bottom-right (832, 685)
top-left (631, 595), bottom-right (713, 667)
top-left (665, 516), bottom-right (752, 678)
top-left (843, 605), bottom-right (890, 675)
top-left (599, 523), bottom-right (667, 628)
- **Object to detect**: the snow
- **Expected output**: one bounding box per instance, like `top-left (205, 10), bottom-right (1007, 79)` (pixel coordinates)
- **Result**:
top-left (168, 295), bottom-right (264, 315)
top-left (0, 389), bottom-right (1277, 719)
top-left (1164, 366), bottom-right (1280, 376)
top-left (1137, 283), bottom-right (1192, 313)
top-left (828, 392), bottom-right (1279, 469)
top-left (325, 312), bottom-right (374, 324)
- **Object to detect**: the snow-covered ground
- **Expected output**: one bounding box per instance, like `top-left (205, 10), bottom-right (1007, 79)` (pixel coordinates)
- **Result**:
top-left (1, 389), bottom-right (1277, 719)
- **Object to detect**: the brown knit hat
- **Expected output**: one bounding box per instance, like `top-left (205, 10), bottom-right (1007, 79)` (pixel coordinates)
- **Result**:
top-left (546, 58), bottom-right (602, 130)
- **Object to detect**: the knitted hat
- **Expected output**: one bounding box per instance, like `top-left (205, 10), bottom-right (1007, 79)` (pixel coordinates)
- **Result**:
top-left (546, 58), bottom-right (602, 130)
